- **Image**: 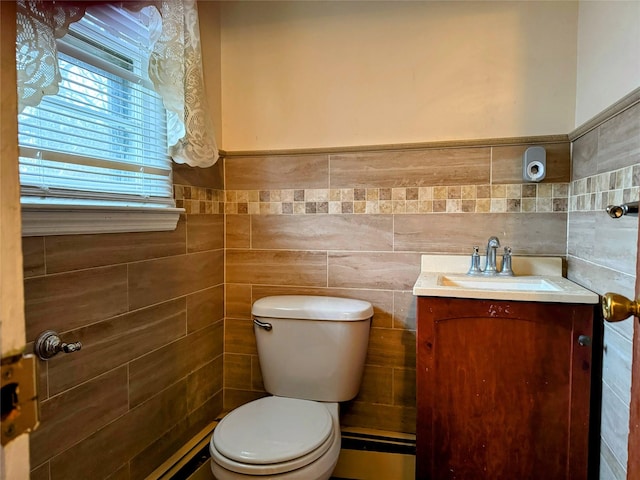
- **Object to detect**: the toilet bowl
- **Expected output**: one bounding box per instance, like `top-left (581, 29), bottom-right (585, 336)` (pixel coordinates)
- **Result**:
top-left (209, 295), bottom-right (373, 480)
top-left (209, 397), bottom-right (340, 480)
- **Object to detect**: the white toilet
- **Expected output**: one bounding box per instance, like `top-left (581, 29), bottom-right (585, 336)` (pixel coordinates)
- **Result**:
top-left (209, 295), bottom-right (373, 480)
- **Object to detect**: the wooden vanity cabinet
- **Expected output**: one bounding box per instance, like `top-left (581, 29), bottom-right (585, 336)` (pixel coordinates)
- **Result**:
top-left (416, 296), bottom-right (595, 480)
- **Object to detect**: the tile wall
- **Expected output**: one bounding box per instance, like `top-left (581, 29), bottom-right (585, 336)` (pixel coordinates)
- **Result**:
top-left (24, 163), bottom-right (225, 480)
top-left (567, 102), bottom-right (640, 480)
top-left (223, 138), bottom-right (573, 434)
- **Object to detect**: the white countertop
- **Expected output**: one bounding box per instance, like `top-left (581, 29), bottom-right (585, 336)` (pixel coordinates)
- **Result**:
top-left (413, 255), bottom-right (599, 304)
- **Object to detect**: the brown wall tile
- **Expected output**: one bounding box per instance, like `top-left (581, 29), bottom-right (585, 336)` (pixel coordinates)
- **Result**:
top-left (341, 401), bottom-right (416, 434)
top-left (393, 367), bottom-right (417, 407)
top-left (44, 219), bottom-right (187, 273)
top-left (251, 214), bottom-right (393, 251)
top-left (129, 322), bottom-right (223, 407)
top-left (394, 213), bottom-right (567, 255)
top-left (226, 215), bottom-right (251, 248)
top-left (172, 159), bottom-right (224, 189)
top-left (31, 367), bottom-right (129, 466)
top-left (30, 463), bottom-right (50, 480)
top-left (224, 389), bottom-right (267, 412)
top-left (366, 327), bottom-right (416, 369)
top-left (356, 365), bottom-right (393, 404)
top-left (329, 148), bottom-right (491, 188)
top-left (226, 249), bottom-right (327, 286)
top-left (25, 265), bottom-right (128, 340)
top-left (128, 250), bottom-right (224, 310)
top-left (47, 299), bottom-right (187, 395)
top-left (225, 154), bottom-right (329, 190)
top-left (187, 214), bottom-right (224, 252)
top-left (50, 381), bottom-right (188, 480)
top-left (328, 252), bottom-right (422, 290)
top-left (491, 142), bottom-right (570, 184)
top-left (187, 285), bottom-right (224, 333)
top-left (187, 357), bottom-right (224, 413)
top-left (224, 353), bottom-right (252, 390)
top-left (225, 283), bottom-right (252, 319)
top-left (225, 318), bottom-right (257, 355)
top-left (22, 236), bottom-right (45, 277)
top-left (394, 291), bottom-right (417, 330)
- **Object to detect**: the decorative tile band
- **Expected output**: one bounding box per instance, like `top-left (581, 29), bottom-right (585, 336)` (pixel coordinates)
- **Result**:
top-left (223, 183), bottom-right (570, 215)
top-left (174, 185), bottom-right (224, 214)
top-left (569, 164), bottom-right (639, 213)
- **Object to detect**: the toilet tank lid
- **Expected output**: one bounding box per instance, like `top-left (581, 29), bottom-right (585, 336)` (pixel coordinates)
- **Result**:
top-left (252, 295), bottom-right (373, 321)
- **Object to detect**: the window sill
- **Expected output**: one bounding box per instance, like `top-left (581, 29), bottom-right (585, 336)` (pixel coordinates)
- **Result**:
top-left (21, 204), bottom-right (184, 237)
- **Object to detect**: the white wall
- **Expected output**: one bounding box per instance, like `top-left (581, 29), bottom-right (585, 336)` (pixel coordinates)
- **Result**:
top-left (220, 1), bottom-right (578, 151)
top-left (575, 0), bottom-right (640, 126)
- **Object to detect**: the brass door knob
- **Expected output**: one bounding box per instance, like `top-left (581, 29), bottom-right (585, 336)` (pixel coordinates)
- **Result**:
top-left (601, 292), bottom-right (639, 322)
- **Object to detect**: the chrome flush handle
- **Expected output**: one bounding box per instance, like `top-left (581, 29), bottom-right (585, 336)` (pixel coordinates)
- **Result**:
top-left (253, 318), bottom-right (273, 331)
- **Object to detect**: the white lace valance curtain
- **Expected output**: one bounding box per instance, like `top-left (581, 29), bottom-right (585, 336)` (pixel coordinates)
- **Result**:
top-left (15, 0), bottom-right (219, 168)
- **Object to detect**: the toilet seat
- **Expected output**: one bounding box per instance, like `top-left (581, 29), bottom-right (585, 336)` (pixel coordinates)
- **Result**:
top-left (211, 397), bottom-right (336, 476)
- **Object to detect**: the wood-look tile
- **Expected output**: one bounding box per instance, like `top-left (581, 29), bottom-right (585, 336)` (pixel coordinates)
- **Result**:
top-left (22, 236), bottom-right (45, 277)
top-left (224, 318), bottom-right (257, 355)
top-left (597, 103), bottom-right (640, 173)
top-left (329, 148), bottom-right (490, 188)
top-left (571, 128), bottom-right (598, 181)
top-left (356, 365), bottom-right (393, 405)
top-left (129, 322), bottom-right (223, 407)
top-left (394, 213), bottom-right (567, 255)
top-left (569, 211), bottom-right (637, 276)
top-left (251, 355), bottom-right (265, 392)
top-left (251, 214), bottom-right (393, 251)
top-left (393, 367), bottom-right (416, 408)
top-left (226, 249), bottom-right (327, 286)
top-left (47, 299), bottom-right (187, 395)
top-left (224, 389), bottom-right (267, 412)
top-left (187, 285), bottom-right (224, 333)
top-left (602, 325), bottom-right (632, 405)
top-left (600, 383), bottom-right (630, 469)
top-left (341, 400), bottom-right (416, 434)
top-left (600, 438), bottom-right (627, 480)
top-left (105, 465), bottom-right (130, 480)
top-left (226, 154), bottom-right (329, 190)
top-left (44, 218), bottom-right (186, 273)
top-left (394, 291), bottom-right (417, 330)
top-left (491, 142), bottom-right (570, 184)
top-left (128, 250), bottom-right (224, 310)
top-left (129, 393), bottom-right (222, 480)
top-left (172, 159), bottom-right (224, 189)
top-left (225, 283), bottom-right (252, 319)
top-left (187, 356), bottom-right (223, 413)
top-left (24, 265), bottom-right (128, 340)
top-left (566, 256), bottom-right (635, 341)
top-left (187, 214), bottom-right (224, 253)
top-left (30, 463), bottom-right (50, 480)
top-left (366, 327), bottom-right (416, 369)
top-left (31, 367), bottom-right (128, 466)
top-left (251, 285), bottom-right (394, 329)
top-left (226, 215), bottom-right (251, 249)
top-left (328, 252), bottom-right (421, 290)
top-left (50, 381), bottom-right (188, 480)
top-left (224, 353), bottom-right (252, 390)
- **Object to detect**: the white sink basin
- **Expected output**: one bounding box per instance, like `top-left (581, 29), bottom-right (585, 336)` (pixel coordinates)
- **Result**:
top-left (438, 274), bottom-right (561, 292)
top-left (413, 255), bottom-right (598, 304)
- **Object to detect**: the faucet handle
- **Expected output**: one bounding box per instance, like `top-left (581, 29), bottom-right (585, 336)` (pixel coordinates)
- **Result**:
top-left (498, 246), bottom-right (514, 276)
top-left (467, 246), bottom-right (482, 276)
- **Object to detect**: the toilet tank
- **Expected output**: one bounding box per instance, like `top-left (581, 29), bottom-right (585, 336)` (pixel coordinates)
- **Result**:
top-left (252, 295), bottom-right (373, 402)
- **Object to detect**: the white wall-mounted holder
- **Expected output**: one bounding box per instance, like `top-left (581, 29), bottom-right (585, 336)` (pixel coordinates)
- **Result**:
top-left (523, 146), bottom-right (546, 182)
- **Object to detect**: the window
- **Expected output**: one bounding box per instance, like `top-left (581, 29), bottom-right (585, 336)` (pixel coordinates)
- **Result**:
top-left (18, 5), bottom-right (181, 236)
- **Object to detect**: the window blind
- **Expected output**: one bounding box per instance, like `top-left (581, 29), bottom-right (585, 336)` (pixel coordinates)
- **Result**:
top-left (18, 4), bottom-right (174, 209)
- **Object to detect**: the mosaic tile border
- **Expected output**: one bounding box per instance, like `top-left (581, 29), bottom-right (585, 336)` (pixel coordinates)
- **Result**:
top-left (223, 183), bottom-right (570, 215)
top-left (569, 164), bottom-right (639, 212)
top-left (174, 185), bottom-right (224, 214)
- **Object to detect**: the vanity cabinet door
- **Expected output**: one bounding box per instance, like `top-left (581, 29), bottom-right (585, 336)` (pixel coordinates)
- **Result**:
top-left (416, 297), bottom-right (594, 480)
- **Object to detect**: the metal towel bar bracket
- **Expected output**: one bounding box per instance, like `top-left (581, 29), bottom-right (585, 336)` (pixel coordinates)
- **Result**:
top-left (606, 201), bottom-right (638, 218)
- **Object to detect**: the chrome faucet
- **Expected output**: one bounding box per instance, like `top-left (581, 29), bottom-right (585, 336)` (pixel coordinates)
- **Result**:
top-left (482, 236), bottom-right (501, 275)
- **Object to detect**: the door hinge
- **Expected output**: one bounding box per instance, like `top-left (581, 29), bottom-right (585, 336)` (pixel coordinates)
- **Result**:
top-left (1, 354), bottom-right (39, 445)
